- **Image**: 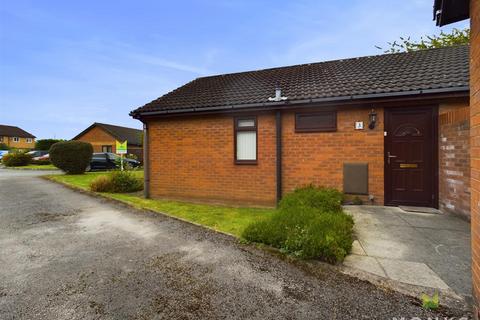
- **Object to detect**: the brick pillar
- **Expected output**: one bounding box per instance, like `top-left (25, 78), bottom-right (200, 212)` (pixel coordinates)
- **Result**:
top-left (471, 0), bottom-right (480, 318)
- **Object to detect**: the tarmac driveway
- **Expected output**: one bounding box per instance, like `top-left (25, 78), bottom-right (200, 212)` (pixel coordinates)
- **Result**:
top-left (0, 169), bottom-right (470, 319)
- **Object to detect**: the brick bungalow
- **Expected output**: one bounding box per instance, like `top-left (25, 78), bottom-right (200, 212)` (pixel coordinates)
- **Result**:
top-left (0, 124), bottom-right (36, 149)
top-left (433, 0), bottom-right (479, 317)
top-left (131, 46), bottom-right (471, 213)
top-left (73, 122), bottom-right (143, 161)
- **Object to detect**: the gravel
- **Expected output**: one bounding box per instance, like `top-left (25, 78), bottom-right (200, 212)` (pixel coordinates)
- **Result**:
top-left (0, 169), bottom-right (472, 319)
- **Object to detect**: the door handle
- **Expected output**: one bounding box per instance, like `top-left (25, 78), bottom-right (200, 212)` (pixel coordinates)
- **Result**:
top-left (387, 152), bottom-right (397, 164)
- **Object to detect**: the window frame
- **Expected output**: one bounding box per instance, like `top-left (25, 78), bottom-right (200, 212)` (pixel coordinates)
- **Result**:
top-left (234, 116), bottom-right (258, 165)
top-left (295, 110), bottom-right (337, 133)
top-left (102, 145), bottom-right (113, 153)
top-left (26, 138), bottom-right (33, 143)
top-left (12, 137), bottom-right (19, 142)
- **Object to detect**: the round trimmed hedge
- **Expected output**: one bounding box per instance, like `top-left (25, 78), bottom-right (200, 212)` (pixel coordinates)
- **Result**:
top-left (50, 141), bottom-right (93, 174)
top-left (2, 152), bottom-right (32, 167)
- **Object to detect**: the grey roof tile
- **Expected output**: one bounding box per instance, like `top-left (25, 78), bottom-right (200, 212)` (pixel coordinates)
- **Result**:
top-left (131, 45), bottom-right (469, 117)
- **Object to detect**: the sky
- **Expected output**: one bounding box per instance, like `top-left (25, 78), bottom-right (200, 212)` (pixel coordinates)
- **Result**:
top-left (0, 0), bottom-right (469, 140)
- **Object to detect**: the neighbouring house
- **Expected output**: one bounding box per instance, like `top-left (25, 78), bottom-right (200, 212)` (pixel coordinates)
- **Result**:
top-left (0, 124), bottom-right (36, 149)
top-left (72, 122), bottom-right (143, 161)
top-left (131, 45), bottom-right (471, 212)
top-left (433, 0), bottom-right (479, 318)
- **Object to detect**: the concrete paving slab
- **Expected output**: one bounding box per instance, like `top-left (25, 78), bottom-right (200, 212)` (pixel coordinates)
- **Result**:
top-left (343, 255), bottom-right (386, 277)
top-left (419, 229), bottom-right (472, 297)
top-left (398, 212), bottom-right (470, 231)
top-left (351, 240), bottom-right (366, 255)
top-left (355, 224), bottom-right (421, 241)
top-left (421, 228), bottom-right (471, 249)
top-left (343, 205), bottom-right (471, 299)
top-left (346, 206), bottom-right (407, 227)
top-left (359, 238), bottom-right (431, 261)
top-left (377, 258), bottom-right (450, 290)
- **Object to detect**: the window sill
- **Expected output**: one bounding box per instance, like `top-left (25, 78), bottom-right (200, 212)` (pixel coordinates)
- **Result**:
top-left (235, 160), bottom-right (257, 165)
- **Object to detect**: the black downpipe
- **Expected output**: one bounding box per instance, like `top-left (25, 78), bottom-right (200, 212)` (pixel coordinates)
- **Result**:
top-left (143, 122), bottom-right (150, 198)
top-left (276, 111), bottom-right (282, 205)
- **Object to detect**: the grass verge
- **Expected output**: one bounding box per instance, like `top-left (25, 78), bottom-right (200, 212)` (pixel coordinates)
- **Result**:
top-left (3, 164), bottom-right (58, 170)
top-left (45, 172), bottom-right (275, 237)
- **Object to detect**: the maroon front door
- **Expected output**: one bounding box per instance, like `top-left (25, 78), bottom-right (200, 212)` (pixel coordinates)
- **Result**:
top-left (384, 106), bottom-right (438, 208)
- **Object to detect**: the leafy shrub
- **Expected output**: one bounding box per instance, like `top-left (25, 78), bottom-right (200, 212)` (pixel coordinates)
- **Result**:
top-left (1, 152), bottom-right (32, 167)
top-left (279, 185), bottom-right (344, 213)
top-left (35, 139), bottom-right (64, 151)
top-left (242, 185), bottom-right (353, 263)
top-left (50, 141), bottom-right (93, 174)
top-left (90, 175), bottom-right (113, 192)
top-left (283, 212), bottom-right (354, 262)
top-left (30, 159), bottom-right (51, 165)
top-left (0, 143), bottom-right (9, 150)
top-left (110, 171), bottom-right (143, 193)
top-left (89, 171), bottom-right (143, 193)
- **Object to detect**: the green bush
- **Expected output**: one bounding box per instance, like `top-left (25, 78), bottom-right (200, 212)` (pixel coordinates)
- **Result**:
top-left (110, 171), bottom-right (143, 193)
top-left (89, 171), bottom-right (143, 193)
top-left (50, 141), bottom-right (93, 174)
top-left (90, 175), bottom-right (113, 192)
top-left (1, 152), bottom-right (32, 167)
top-left (279, 185), bottom-right (344, 213)
top-left (0, 143), bottom-right (9, 150)
top-left (30, 159), bottom-right (51, 165)
top-left (242, 185), bottom-right (353, 263)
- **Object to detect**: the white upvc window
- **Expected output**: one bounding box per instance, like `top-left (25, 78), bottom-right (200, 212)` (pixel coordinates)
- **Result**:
top-left (26, 138), bottom-right (33, 143)
top-left (12, 137), bottom-right (19, 142)
top-left (234, 117), bottom-right (257, 164)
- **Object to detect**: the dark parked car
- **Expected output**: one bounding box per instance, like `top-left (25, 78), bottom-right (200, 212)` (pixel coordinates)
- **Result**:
top-left (87, 153), bottom-right (140, 171)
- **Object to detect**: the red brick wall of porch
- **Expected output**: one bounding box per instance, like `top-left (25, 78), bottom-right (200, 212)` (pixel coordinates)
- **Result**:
top-left (439, 101), bottom-right (471, 219)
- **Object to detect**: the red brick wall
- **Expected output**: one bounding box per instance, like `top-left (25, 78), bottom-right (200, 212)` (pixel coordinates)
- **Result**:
top-left (470, 0), bottom-right (480, 316)
top-left (439, 102), bottom-right (470, 219)
top-left (147, 113), bottom-right (277, 206)
top-left (147, 103), bottom-right (469, 210)
top-left (282, 107), bottom-right (385, 204)
top-left (75, 126), bottom-right (117, 153)
top-left (147, 106), bottom-right (385, 205)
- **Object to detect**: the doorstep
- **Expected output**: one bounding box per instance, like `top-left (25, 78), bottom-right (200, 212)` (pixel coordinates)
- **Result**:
top-left (399, 206), bottom-right (442, 214)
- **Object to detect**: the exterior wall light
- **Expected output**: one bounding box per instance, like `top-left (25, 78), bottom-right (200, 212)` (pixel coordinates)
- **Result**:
top-left (369, 109), bottom-right (377, 129)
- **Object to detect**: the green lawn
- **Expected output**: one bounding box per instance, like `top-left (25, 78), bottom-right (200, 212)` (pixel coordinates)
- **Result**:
top-left (5, 164), bottom-right (58, 170)
top-left (47, 171), bottom-right (275, 237)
